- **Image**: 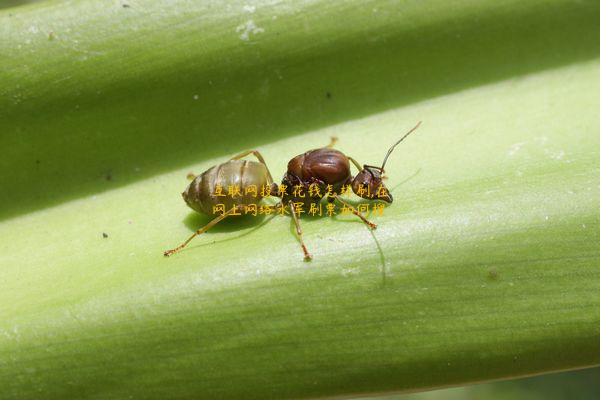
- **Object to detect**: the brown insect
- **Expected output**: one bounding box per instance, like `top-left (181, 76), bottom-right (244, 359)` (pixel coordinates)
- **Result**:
top-left (271, 121), bottom-right (421, 260)
top-left (163, 122), bottom-right (421, 260)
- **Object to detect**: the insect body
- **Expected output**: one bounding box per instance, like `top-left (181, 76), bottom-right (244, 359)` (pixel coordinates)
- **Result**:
top-left (272, 121), bottom-right (421, 260)
top-left (163, 122), bottom-right (420, 260)
top-left (163, 150), bottom-right (274, 257)
top-left (280, 146), bottom-right (352, 205)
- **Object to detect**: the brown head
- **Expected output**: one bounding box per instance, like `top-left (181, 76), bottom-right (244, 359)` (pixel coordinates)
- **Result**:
top-left (351, 121), bottom-right (421, 203)
top-left (352, 166), bottom-right (391, 202)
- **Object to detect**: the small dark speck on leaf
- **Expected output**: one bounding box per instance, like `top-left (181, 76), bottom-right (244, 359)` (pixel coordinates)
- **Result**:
top-left (488, 268), bottom-right (499, 280)
top-left (122, 3), bottom-right (130, 8)
top-left (102, 233), bottom-right (108, 238)
top-left (105, 173), bottom-right (112, 181)
top-left (35, 159), bottom-right (40, 165)
top-left (326, 92), bottom-right (332, 99)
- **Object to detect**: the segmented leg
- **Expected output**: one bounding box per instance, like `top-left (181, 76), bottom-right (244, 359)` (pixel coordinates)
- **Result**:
top-left (347, 156), bottom-right (363, 172)
top-left (326, 136), bottom-right (338, 148)
top-left (329, 193), bottom-right (377, 229)
top-left (229, 150), bottom-right (274, 184)
top-left (289, 200), bottom-right (312, 261)
top-left (164, 206), bottom-right (241, 257)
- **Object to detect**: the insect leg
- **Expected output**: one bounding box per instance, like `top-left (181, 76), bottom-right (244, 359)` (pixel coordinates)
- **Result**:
top-left (229, 150), bottom-right (274, 185)
top-left (288, 200), bottom-right (312, 261)
top-left (163, 206), bottom-right (241, 257)
top-left (347, 157), bottom-right (387, 180)
top-left (326, 136), bottom-right (338, 148)
top-left (329, 193), bottom-right (377, 229)
top-left (347, 156), bottom-right (363, 172)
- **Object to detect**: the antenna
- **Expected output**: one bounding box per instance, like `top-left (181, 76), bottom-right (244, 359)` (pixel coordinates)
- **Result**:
top-left (380, 121), bottom-right (421, 172)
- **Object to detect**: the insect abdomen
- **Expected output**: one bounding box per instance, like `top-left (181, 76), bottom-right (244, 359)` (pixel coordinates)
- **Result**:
top-left (183, 160), bottom-right (270, 215)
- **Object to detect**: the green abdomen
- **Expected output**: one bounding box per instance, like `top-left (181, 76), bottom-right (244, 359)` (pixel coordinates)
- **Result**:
top-left (182, 160), bottom-right (271, 216)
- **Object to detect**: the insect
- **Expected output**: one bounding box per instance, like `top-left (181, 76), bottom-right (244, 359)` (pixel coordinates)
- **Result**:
top-left (272, 121), bottom-right (421, 260)
top-left (163, 150), bottom-right (275, 257)
top-left (163, 122), bottom-right (421, 259)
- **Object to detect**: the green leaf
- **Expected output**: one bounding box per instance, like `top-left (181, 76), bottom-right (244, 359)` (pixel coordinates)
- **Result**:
top-left (384, 368), bottom-right (600, 400)
top-left (1, 0), bottom-right (599, 399)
